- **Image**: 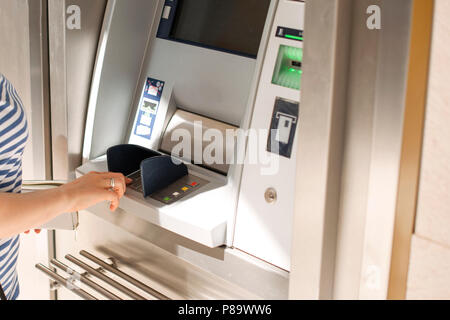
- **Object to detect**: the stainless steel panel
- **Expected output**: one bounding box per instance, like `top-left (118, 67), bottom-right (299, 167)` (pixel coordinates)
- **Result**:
top-left (83, 0), bottom-right (162, 161)
top-left (289, 0), bottom-right (353, 300)
top-left (48, 0), bottom-right (107, 178)
top-left (289, 0), bottom-right (414, 299)
top-left (46, 0), bottom-right (107, 300)
top-left (358, 0), bottom-right (413, 300)
top-left (66, 0), bottom-right (107, 174)
top-left (333, 0), bottom-right (381, 299)
top-left (48, 0), bottom-right (69, 181)
top-left (55, 211), bottom-right (287, 300)
top-left (28, 0), bottom-right (52, 181)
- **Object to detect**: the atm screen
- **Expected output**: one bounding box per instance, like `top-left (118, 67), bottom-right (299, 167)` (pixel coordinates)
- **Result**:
top-left (163, 0), bottom-right (271, 57)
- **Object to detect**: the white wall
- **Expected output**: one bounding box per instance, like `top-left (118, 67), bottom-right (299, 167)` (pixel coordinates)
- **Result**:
top-left (407, 0), bottom-right (450, 300)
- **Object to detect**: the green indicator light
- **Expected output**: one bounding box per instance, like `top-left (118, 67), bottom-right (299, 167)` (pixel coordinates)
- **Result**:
top-left (285, 34), bottom-right (303, 41)
top-left (163, 197), bottom-right (171, 202)
top-left (272, 45), bottom-right (303, 91)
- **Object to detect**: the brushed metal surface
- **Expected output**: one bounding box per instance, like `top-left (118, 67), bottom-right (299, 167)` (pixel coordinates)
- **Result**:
top-left (79, 250), bottom-right (169, 300)
top-left (48, 0), bottom-right (69, 181)
top-left (48, 0), bottom-right (107, 179)
top-left (83, 0), bottom-right (161, 161)
top-left (66, 0), bottom-right (107, 175)
top-left (358, 0), bottom-right (413, 300)
top-left (36, 264), bottom-right (98, 300)
top-left (289, 0), bottom-right (353, 300)
top-left (28, 0), bottom-right (52, 181)
top-left (55, 212), bottom-right (284, 300)
top-left (49, 0), bottom-right (107, 300)
top-left (332, 0), bottom-right (381, 299)
top-left (49, 258), bottom-right (122, 300)
top-left (290, 0), bottom-right (414, 300)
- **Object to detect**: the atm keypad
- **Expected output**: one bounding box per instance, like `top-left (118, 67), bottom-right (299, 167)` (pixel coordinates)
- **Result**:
top-left (127, 170), bottom-right (144, 193)
top-left (127, 170), bottom-right (209, 205)
top-left (151, 175), bottom-right (208, 205)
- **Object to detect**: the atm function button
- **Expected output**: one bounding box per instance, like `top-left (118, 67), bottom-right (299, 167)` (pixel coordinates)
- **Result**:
top-left (181, 187), bottom-right (189, 192)
top-left (163, 196), bottom-right (171, 202)
top-left (190, 182), bottom-right (199, 187)
top-left (172, 192), bottom-right (180, 197)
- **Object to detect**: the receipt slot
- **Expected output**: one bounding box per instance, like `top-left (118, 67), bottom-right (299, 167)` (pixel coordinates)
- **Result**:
top-left (277, 114), bottom-right (296, 144)
top-left (267, 98), bottom-right (299, 159)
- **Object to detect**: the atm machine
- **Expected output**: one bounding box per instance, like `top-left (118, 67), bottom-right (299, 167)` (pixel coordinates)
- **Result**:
top-left (37, 0), bottom-right (306, 300)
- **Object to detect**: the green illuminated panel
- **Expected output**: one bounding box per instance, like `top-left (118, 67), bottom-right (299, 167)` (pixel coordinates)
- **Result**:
top-left (272, 45), bottom-right (303, 90)
top-left (285, 34), bottom-right (303, 41)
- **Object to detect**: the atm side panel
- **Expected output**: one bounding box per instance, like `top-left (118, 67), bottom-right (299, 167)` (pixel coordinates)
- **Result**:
top-left (234, 1), bottom-right (305, 271)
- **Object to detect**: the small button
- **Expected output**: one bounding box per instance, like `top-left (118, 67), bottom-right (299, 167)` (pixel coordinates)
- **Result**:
top-left (190, 182), bottom-right (198, 187)
top-left (181, 187), bottom-right (189, 192)
top-left (173, 192), bottom-right (180, 197)
top-left (163, 196), bottom-right (171, 202)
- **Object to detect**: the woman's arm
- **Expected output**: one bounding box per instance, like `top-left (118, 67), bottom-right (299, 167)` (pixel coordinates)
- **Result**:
top-left (0, 172), bottom-right (128, 239)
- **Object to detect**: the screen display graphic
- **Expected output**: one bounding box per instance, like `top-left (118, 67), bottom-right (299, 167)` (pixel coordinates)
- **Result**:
top-left (133, 78), bottom-right (165, 141)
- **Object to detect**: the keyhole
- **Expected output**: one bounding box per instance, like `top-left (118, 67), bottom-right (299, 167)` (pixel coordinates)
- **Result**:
top-left (265, 188), bottom-right (277, 204)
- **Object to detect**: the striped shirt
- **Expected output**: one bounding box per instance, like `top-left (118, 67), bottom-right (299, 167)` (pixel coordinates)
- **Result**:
top-left (0, 74), bottom-right (29, 300)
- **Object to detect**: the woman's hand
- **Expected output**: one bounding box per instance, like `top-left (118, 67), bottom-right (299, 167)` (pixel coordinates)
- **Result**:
top-left (22, 172), bottom-right (131, 235)
top-left (1, 172), bottom-right (132, 239)
top-left (59, 172), bottom-right (131, 212)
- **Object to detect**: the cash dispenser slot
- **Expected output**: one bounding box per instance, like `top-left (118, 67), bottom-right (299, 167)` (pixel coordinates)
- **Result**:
top-left (160, 109), bottom-right (238, 175)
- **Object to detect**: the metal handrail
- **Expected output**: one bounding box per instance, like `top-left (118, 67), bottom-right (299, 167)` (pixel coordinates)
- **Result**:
top-left (79, 250), bottom-right (169, 300)
top-left (65, 254), bottom-right (146, 300)
top-left (50, 259), bottom-right (122, 300)
top-left (36, 251), bottom-right (170, 300)
top-left (35, 264), bottom-right (97, 300)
